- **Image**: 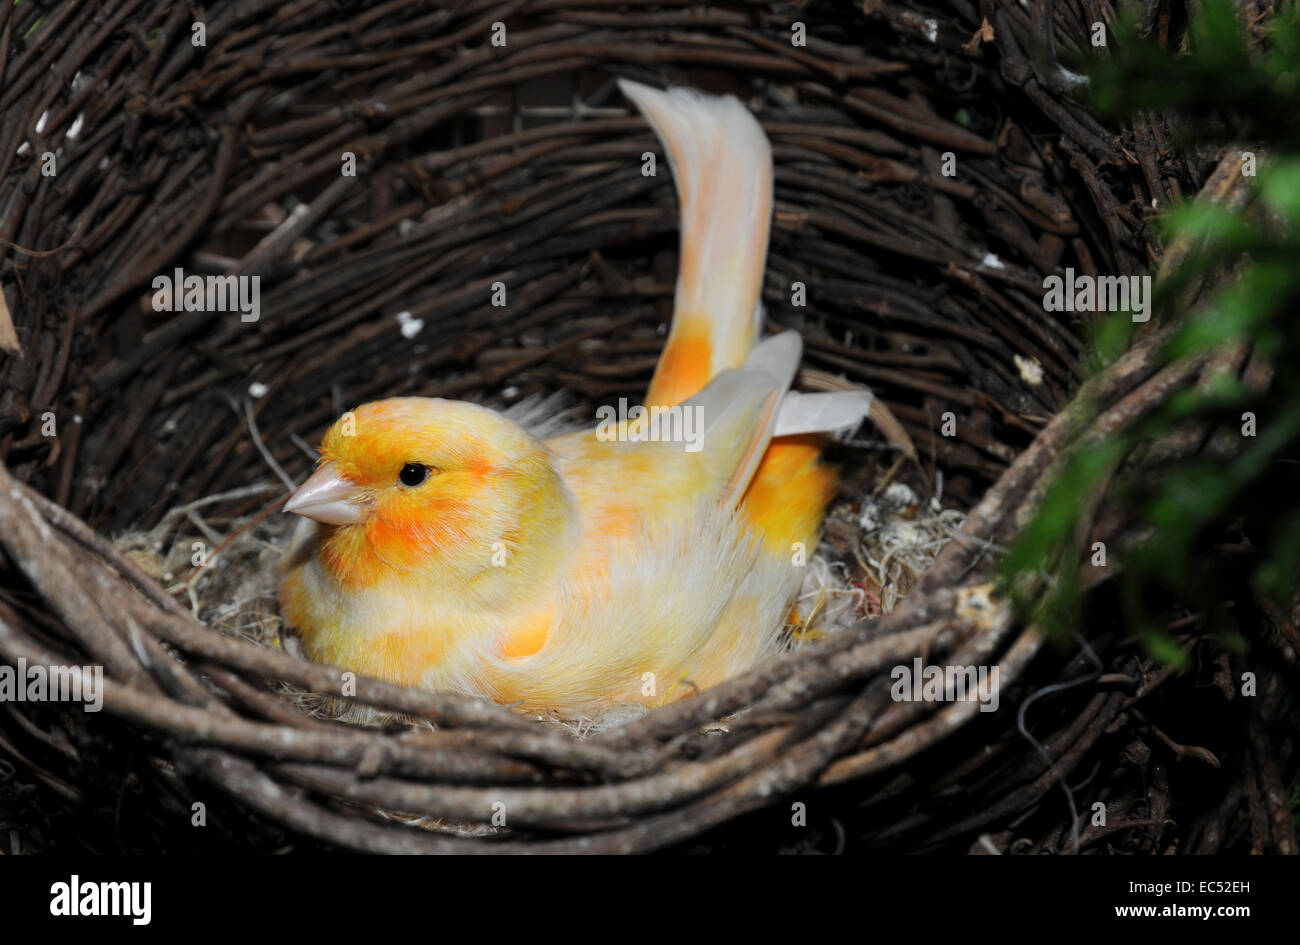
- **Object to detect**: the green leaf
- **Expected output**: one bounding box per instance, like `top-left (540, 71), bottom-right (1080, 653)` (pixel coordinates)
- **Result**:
top-left (1160, 203), bottom-right (1256, 248)
top-left (1258, 159), bottom-right (1300, 221)
top-left (1145, 631), bottom-right (1190, 669)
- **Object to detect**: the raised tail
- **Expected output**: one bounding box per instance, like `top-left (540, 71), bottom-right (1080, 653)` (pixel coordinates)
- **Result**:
top-left (622, 80), bottom-right (870, 557)
top-left (620, 79), bottom-right (773, 408)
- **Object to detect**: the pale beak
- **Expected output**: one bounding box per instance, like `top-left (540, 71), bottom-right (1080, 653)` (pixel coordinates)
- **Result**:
top-left (283, 461), bottom-right (366, 525)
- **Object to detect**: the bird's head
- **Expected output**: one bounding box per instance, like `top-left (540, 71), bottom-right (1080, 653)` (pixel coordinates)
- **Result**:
top-left (284, 397), bottom-right (570, 590)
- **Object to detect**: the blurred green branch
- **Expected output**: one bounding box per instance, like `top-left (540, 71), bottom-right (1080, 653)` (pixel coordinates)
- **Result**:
top-left (1002, 0), bottom-right (1300, 664)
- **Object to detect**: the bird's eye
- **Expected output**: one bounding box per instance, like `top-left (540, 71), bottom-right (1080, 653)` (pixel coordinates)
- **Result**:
top-left (399, 463), bottom-right (430, 487)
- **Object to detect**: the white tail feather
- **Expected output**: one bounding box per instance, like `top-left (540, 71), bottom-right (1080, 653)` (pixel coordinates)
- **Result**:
top-left (773, 390), bottom-right (873, 438)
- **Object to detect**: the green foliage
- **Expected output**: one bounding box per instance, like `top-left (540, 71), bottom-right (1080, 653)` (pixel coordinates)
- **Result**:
top-left (1088, 1), bottom-right (1300, 150)
top-left (1002, 1), bottom-right (1300, 662)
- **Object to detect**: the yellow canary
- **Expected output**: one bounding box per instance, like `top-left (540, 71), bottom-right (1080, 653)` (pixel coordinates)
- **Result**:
top-left (279, 81), bottom-right (871, 714)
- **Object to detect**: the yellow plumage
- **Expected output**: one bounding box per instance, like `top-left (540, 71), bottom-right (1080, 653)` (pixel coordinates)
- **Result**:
top-left (279, 81), bottom-right (869, 715)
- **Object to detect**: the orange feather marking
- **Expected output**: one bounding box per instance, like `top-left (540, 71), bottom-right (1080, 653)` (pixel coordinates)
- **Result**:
top-left (498, 606), bottom-right (555, 662)
top-left (741, 435), bottom-right (836, 554)
top-left (645, 316), bottom-right (712, 408)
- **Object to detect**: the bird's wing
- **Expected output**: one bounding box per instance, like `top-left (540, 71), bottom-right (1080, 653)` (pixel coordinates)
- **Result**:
top-left (682, 330), bottom-right (801, 508)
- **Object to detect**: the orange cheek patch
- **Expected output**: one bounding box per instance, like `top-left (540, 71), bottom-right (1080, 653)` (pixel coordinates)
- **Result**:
top-left (368, 516), bottom-right (428, 567)
top-left (364, 494), bottom-right (479, 576)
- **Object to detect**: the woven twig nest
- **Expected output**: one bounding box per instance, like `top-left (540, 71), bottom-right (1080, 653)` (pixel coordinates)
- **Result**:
top-left (0, 1), bottom-right (1291, 854)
